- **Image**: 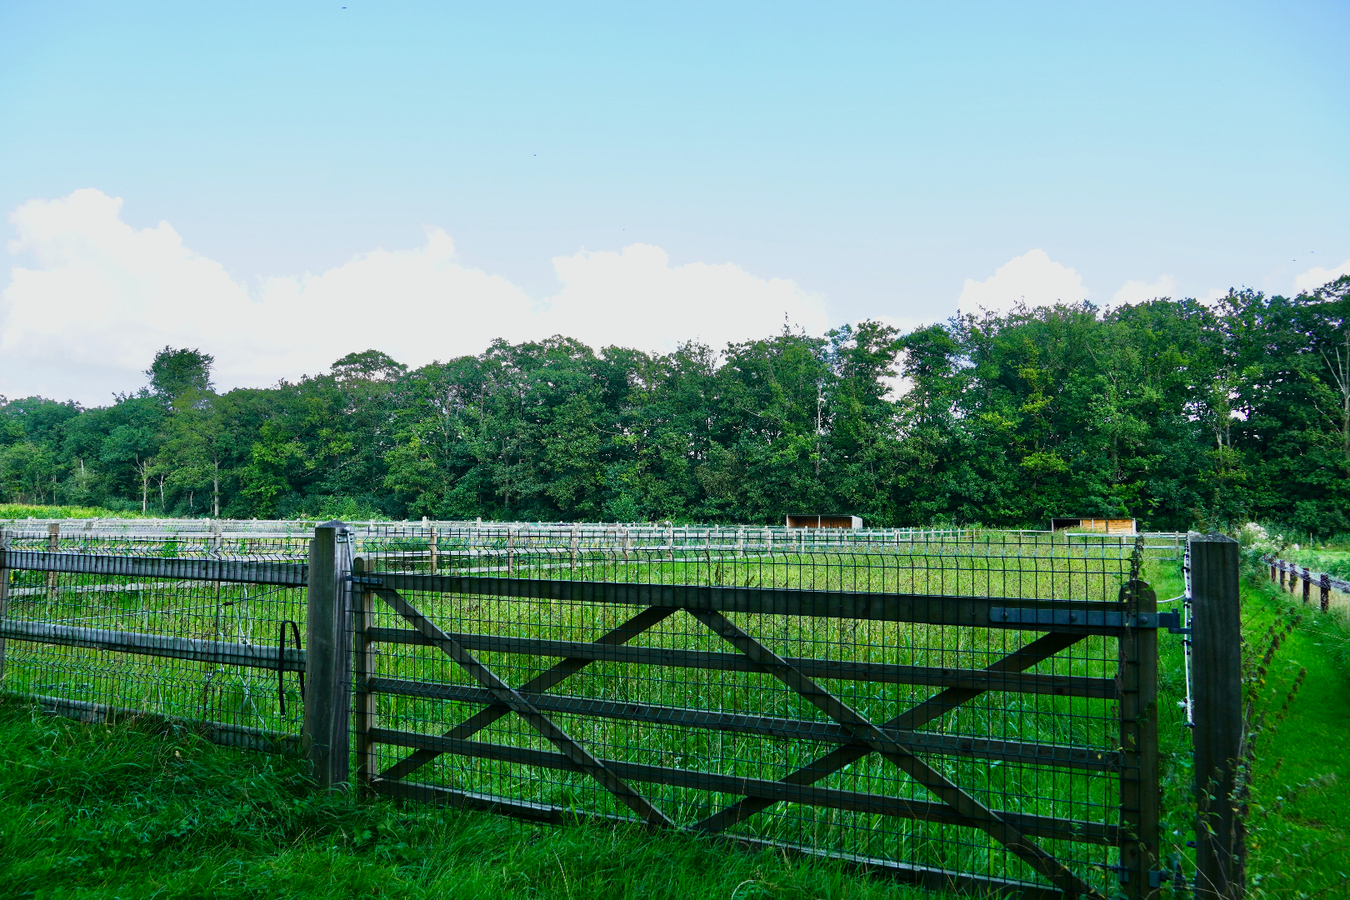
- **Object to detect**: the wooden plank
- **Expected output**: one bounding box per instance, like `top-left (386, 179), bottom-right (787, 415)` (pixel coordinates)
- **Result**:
top-left (0, 619), bottom-right (306, 671)
top-left (366, 727), bottom-right (1115, 845)
top-left (1192, 536), bottom-right (1244, 900)
top-left (0, 549), bottom-right (308, 586)
top-left (364, 675), bottom-right (1121, 771)
top-left (353, 556), bottom-right (378, 787)
top-left (368, 572), bottom-right (1131, 632)
top-left (370, 776), bottom-right (1071, 898)
top-left (727, 834), bottom-right (1070, 900)
top-left (1118, 580), bottom-right (1161, 899)
top-left (369, 776), bottom-right (638, 825)
top-left (365, 627), bottom-right (1114, 697)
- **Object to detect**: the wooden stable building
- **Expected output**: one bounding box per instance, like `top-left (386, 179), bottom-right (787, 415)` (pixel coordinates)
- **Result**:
top-left (1049, 516), bottom-right (1136, 535)
top-left (784, 515), bottom-right (863, 529)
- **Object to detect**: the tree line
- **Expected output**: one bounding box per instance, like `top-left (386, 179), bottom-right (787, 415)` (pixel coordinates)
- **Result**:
top-left (2, 279), bottom-right (1347, 533)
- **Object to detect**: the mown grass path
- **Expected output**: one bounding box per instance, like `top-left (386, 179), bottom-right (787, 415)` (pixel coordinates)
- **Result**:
top-left (1237, 581), bottom-right (1350, 898)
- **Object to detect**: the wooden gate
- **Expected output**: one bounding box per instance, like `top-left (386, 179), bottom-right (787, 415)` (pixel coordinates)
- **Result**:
top-left (324, 528), bottom-right (1159, 899)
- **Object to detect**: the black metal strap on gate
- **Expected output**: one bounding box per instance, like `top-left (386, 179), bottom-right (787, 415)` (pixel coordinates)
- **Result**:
top-left (277, 620), bottom-right (304, 715)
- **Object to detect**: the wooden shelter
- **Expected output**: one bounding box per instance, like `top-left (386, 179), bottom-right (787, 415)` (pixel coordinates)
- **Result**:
top-left (1049, 517), bottom-right (1136, 534)
top-left (784, 515), bottom-right (863, 529)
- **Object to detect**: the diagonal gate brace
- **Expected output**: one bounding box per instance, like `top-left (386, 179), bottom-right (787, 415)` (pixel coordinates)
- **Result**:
top-left (371, 587), bottom-right (673, 828)
top-left (377, 604), bottom-right (676, 781)
top-left (687, 609), bottom-right (1098, 898)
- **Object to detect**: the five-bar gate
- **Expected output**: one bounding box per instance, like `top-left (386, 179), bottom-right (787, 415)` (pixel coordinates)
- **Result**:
top-left (308, 525), bottom-right (1162, 899)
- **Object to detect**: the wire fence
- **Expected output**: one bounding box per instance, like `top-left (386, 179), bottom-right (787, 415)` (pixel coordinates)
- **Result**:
top-left (349, 525), bottom-right (1157, 897)
top-left (0, 519), bottom-right (1176, 898)
top-left (1, 516), bottom-right (1189, 557)
top-left (0, 524), bottom-right (308, 749)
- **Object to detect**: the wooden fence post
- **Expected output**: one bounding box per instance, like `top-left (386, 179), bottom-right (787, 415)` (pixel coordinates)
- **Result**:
top-left (303, 521), bottom-right (353, 790)
top-left (46, 523), bottom-right (59, 601)
top-left (1190, 533), bottom-right (1244, 900)
top-left (1302, 568), bottom-right (1311, 605)
top-left (1321, 573), bottom-right (1332, 612)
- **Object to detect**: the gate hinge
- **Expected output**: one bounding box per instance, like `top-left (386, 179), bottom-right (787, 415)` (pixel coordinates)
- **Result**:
top-left (346, 575), bottom-right (383, 586)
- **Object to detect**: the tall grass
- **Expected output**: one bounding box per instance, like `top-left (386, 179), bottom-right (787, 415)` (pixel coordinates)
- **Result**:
top-left (0, 698), bottom-right (935, 899)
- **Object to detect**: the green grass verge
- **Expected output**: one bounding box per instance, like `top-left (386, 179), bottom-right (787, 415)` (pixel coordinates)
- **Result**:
top-left (0, 698), bottom-right (935, 900)
top-left (1237, 579), bottom-right (1350, 898)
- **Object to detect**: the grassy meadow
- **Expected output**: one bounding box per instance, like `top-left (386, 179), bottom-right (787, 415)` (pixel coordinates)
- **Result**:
top-left (4, 529), bottom-right (1346, 896)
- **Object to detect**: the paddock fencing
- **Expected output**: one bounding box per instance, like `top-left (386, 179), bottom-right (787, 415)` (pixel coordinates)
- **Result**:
top-left (1262, 555), bottom-right (1350, 614)
top-left (0, 520), bottom-right (1230, 899)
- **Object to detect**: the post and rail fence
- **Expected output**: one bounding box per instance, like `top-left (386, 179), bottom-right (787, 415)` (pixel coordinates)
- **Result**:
top-left (1262, 555), bottom-right (1350, 613)
top-left (0, 520), bottom-right (1239, 899)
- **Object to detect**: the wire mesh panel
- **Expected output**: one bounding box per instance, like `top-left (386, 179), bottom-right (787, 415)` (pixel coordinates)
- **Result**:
top-left (352, 525), bottom-right (1160, 898)
top-left (0, 525), bottom-right (309, 748)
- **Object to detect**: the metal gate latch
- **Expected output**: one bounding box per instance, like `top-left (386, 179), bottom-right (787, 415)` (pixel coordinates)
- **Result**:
top-left (1157, 611), bottom-right (1189, 635)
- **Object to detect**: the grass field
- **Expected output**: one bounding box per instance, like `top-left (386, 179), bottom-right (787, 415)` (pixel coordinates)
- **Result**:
top-left (0, 503), bottom-right (153, 520)
top-left (12, 532), bottom-right (1345, 897)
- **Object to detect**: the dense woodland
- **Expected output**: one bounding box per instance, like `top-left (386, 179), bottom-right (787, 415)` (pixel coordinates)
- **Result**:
top-left (2, 279), bottom-right (1348, 533)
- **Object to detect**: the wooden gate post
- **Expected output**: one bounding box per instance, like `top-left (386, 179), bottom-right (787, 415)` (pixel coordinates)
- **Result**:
top-left (0, 528), bottom-right (9, 683)
top-left (1119, 578), bottom-right (1161, 899)
top-left (303, 521), bottom-right (353, 790)
top-left (1190, 534), bottom-right (1244, 900)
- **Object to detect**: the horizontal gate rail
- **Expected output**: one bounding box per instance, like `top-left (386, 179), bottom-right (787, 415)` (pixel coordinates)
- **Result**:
top-left (364, 627), bottom-right (1115, 696)
top-left (0, 549), bottom-right (308, 586)
top-left (365, 572), bottom-right (1133, 634)
top-left (364, 728), bottom-right (1117, 845)
top-left (368, 777), bottom-right (1071, 900)
top-left (363, 675), bottom-right (1121, 771)
top-left (0, 619), bottom-right (306, 671)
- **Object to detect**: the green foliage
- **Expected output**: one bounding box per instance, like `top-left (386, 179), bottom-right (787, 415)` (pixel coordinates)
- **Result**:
top-left (146, 346), bottom-right (216, 400)
top-left (1, 275), bottom-right (1347, 530)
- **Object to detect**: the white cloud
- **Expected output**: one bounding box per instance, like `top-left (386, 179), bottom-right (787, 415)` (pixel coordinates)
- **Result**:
top-left (1, 189), bottom-right (831, 405)
top-left (539, 244), bottom-right (827, 352)
top-left (1111, 274), bottom-right (1177, 308)
top-left (1293, 259), bottom-right (1350, 294)
top-left (956, 249), bottom-right (1087, 316)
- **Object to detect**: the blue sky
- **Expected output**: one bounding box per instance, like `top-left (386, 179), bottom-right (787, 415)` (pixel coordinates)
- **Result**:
top-left (2, 2), bottom-right (1348, 404)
